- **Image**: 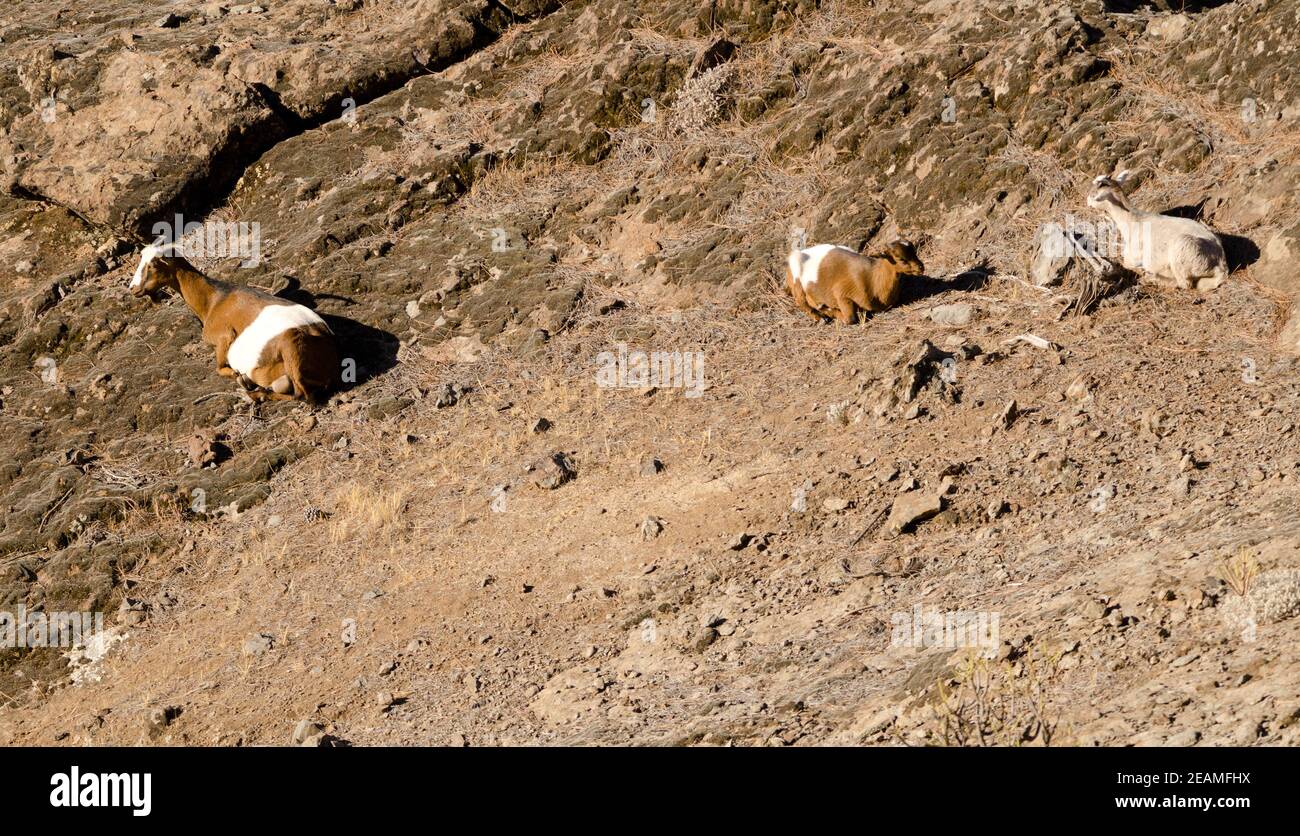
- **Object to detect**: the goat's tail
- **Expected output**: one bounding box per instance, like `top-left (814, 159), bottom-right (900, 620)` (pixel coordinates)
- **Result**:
top-left (787, 249), bottom-right (805, 282)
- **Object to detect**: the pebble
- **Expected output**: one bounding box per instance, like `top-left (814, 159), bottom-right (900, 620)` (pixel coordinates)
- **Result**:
top-left (241, 633), bottom-right (274, 656)
top-left (928, 302), bottom-right (975, 326)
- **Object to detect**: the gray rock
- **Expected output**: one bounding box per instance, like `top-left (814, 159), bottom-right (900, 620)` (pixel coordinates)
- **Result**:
top-left (292, 719), bottom-right (326, 746)
top-left (434, 382), bottom-right (467, 408)
top-left (689, 627), bottom-right (719, 653)
top-left (640, 516), bottom-right (664, 540)
top-left (241, 632), bottom-right (274, 656)
top-left (993, 400), bottom-right (1018, 432)
top-left (928, 302), bottom-right (975, 327)
top-left (726, 532), bottom-right (753, 550)
top-left (531, 452), bottom-right (576, 489)
top-left (884, 492), bottom-right (944, 537)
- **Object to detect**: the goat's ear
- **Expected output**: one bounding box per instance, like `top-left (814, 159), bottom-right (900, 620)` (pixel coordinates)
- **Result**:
top-left (1113, 169), bottom-right (1134, 187)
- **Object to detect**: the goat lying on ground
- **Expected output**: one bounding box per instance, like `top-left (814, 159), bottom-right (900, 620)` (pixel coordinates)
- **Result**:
top-left (1087, 170), bottom-right (1228, 292)
top-left (130, 244), bottom-right (339, 403)
top-left (787, 240), bottom-right (925, 324)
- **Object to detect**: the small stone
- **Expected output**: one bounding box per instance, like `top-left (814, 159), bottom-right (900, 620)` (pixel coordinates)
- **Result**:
top-left (149, 706), bottom-right (180, 729)
top-left (928, 302), bottom-right (975, 327)
top-left (639, 455), bottom-right (664, 476)
top-left (292, 720), bottom-right (326, 746)
top-left (433, 382), bottom-right (466, 408)
top-left (689, 628), bottom-right (719, 653)
top-left (822, 496), bottom-right (851, 512)
top-left (156, 12), bottom-right (183, 27)
top-left (993, 400), bottom-right (1018, 432)
top-left (241, 633), bottom-right (274, 656)
top-left (640, 516), bottom-right (664, 540)
top-left (532, 452), bottom-right (576, 489)
top-left (726, 532), bottom-right (753, 550)
top-left (531, 417), bottom-right (551, 433)
top-left (884, 492), bottom-right (944, 538)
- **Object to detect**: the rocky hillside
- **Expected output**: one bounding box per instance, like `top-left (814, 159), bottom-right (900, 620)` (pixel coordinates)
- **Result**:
top-left (1, 0), bottom-right (1298, 745)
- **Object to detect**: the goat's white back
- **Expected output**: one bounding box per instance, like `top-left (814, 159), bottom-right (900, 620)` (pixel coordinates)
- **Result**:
top-left (788, 244), bottom-right (856, 290)
top-left (228, 305), bottom-right (327, 375)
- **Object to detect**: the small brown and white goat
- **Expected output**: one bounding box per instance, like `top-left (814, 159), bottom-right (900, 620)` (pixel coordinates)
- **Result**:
top-left (130, 244), bottom-right (339, 403)
top-left (1087, 170), bottom-right (1228, 292)
top-left (786, 240), bottom-right (924, 323)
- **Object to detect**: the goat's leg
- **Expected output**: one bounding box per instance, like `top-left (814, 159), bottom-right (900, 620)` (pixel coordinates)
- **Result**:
top-left (1198, 266), bottom-right (1227, 292)
top-left (832, 294), bottom-right (859, 325)
top-left (210, 329), bottom-right (238, 378)
top-left (788, 274), bottom-right (826, 321)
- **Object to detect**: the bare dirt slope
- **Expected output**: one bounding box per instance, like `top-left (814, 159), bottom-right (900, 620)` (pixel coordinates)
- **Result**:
top-left (1, 0), bottom-right (1299, 745)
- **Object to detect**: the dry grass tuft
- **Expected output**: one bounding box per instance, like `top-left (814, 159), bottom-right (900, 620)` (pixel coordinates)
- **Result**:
top-left (929, 651), bottom-right (1063, 747)
top-left (1221, 547), bottom-right (1259, 597)
top-left (329, 484), bottom-right (410, 545)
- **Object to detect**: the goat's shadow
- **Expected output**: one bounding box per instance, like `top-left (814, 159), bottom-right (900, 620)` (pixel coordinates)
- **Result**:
top-left (896, 264), bottom-right (993, 307)
top-left (1164, 203), bottom-right (1261, 273)
top-left (274, 278), bottom-right (399, 392)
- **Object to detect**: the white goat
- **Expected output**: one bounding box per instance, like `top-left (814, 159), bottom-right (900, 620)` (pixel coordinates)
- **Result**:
top-left (1086, 170), bottom-right (1228, 292)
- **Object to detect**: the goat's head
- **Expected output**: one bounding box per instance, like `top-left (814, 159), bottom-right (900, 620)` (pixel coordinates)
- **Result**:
top-left (878, 239), bottom-right (925, 277)
top-left (1087, 169), bottom-right (1135, 211)
top-left (129, 244), bottom-right (184, 302)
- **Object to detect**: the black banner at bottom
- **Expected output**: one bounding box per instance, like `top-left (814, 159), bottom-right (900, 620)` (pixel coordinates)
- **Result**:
top-left (6, 745), bottom-right (1283, 821)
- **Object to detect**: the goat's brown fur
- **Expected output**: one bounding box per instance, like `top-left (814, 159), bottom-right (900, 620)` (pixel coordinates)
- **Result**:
top-left (787, 240), bottom-right (925, 324)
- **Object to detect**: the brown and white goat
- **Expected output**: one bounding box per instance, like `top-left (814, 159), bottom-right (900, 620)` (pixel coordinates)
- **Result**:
top-left (130, 244), bottom-right (339, 403)
top-left (786, 240), bottom-right (924, 324)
